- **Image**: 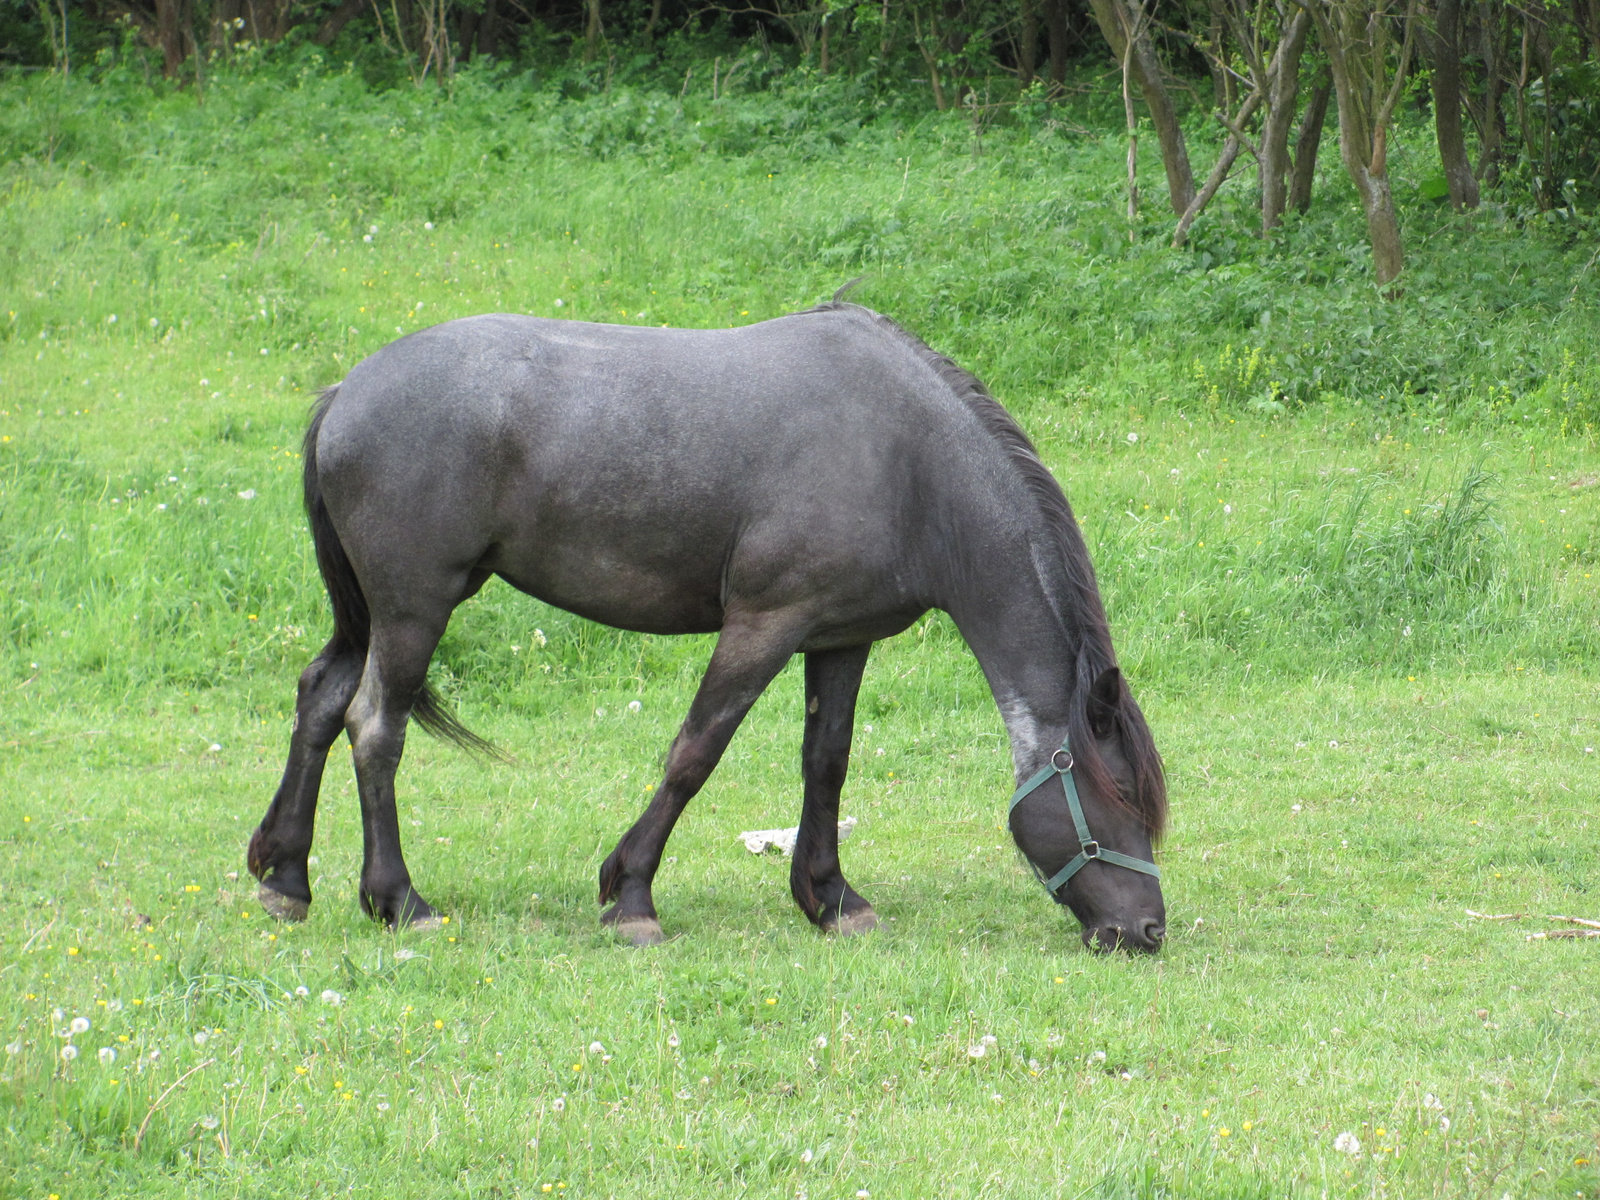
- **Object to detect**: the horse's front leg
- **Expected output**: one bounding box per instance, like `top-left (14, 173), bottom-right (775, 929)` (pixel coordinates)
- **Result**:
top-left (790, 644), bottom-right (878, 934)
top-left (598, 612), bottom-right (805, 946)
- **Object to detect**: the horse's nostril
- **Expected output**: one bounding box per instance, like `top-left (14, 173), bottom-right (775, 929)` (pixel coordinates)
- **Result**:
top-left (1138, 919), bottom-right (1166, 947)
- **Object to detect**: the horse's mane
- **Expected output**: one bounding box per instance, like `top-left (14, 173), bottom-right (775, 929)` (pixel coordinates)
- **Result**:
top-left (800, 295), bottom-right (1168, 837)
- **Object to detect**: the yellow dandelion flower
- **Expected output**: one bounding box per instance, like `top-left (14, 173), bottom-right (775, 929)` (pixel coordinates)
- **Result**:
top-left (765, 998), bottom-right (777, 1006)
top-left (434, 1020), bottom-right (444, 1029)
top-left (1242, 1121), bottom-right (1252, 1131)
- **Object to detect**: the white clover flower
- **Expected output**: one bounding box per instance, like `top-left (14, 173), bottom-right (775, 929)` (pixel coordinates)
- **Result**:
top-left (236, 489), bottom-right (256, 500)
top-left (320, 990), bottom-right (342, 1006)
top-left (1333, 1131), bottom-right (1361, 1155)
top-left (1089, 1050), bottom-right (1107, 1064)
top-left (666, 1032), bottom-right (680, 1048)
top-left (980, 1034), bottom-right (997, 1046)
top-left (98, 1047), bottom-right (116, 1065)
top-left (200, 1114), bottom-right (220, 1130)
top-left (377, 1102), bottom-right (391, 1111)
top-left (551, 1097), bottom-right (566, 1113)
top-left (967, 1044), bottom-right (987, 1059)
top-left (902, 1015), bottom-right (914, 1026)
top-left (69, 1017), bottom-right (90, 1035)
top-left (60, 1045), bottom-right (79, 1062)
top-left (1126, 432), bottom-right (1138, 443)
top-left (800, 1148), bottom-right (813, 1164)
top-left (815, 1035), bottom-right (828, 1049)
top-left (532, 628), bottom-right (547, 647)
top-left (294, 986), bottom-right (309, 998)
top-left (1423, 1093), bottom-right (1443, 1110)
top-left (424, 222), bottom-right (435, 230)
top-left (193, 1031), bottom-right (208, 1046)
top-left (856, 1190), bottom-right (870, 1199)
top-left (627, 700), bottom-right (641, 713)
top-left (588, 1041), bottom-right (605, 1055)
top-left (1439, 1116), bottom-right (1450, 1132)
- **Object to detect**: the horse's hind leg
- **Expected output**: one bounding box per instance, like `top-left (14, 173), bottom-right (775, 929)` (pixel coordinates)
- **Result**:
top-left (598, 613), bottom-right (806, 946)
top-left (344, 611), bottom-right (455, 928)
top-left (790, 644), bottom-right (878, 935)
top-left (249, 638), bottom-right (364, 920)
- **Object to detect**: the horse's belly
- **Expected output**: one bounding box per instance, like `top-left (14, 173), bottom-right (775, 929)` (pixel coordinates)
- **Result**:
top-left (488, 556), bottom-right (726, 636)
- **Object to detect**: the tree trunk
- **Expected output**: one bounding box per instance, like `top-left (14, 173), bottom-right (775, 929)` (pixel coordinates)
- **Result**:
top-left (457, 5), bottom-right (477, 62)
top-left (478, 0), bottom-right (499, 55)
top-left (1020, 0), bottom-right (1038, 85)
top-left (819, 15), bottom-right (830, 72)
top-left (1044, 0), bottom-right (1069, 84)
top-left (1288, 69), bottom-right (1331, 212)
top-left (1259, 8), bottom-right (1313, 233)
top-left (1427, 0), bottom-right (1480, 208)
top-left (314, 0), bottom-right (367, 44)
top-left (584, 0), bottom-right (601, 61)
top-left (1311, 0), bottom-right (1418, 289)
top-left (1577, 0), bottom-right (1600, 58)
top-left (644, 0), bottom-right (661, 39)
top-left (1352, 150), bottom-right (1404, 285)
top-left (1260, 10), bottom-right (1312, 232)
top-left (1086, 0), bottom-right (1198, 214)
top-left (154, 0), bottom-right (192, 76)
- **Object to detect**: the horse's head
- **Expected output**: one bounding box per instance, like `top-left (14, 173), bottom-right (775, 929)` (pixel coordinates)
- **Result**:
top-left (1008, 667), bottom-right (1167, 953)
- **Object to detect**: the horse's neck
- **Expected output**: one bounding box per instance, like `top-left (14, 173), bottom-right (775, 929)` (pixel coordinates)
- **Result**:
top-left (945, 526), bottom-right (1090, 782)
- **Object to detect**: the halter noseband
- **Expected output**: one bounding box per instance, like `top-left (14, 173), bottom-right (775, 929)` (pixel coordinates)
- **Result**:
top-left (1008, 735), bottom-right (1161, 898)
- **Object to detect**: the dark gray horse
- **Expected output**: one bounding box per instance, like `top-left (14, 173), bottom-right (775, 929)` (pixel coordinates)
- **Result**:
top-left (248, 297), bottom-right (1168, 952)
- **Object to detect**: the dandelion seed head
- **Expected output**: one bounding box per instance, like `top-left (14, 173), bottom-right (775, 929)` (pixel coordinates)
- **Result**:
top-left (1334, 1131), bottom-right (1361, 1155)
top-left (200, 1114), bottom-right (220, 1130)
top-left (98, 1047), bottom-right (116, 1065)
top-left (69, 1017), bottom-right (90, 1034)
top-left (60, 1044), bottom-right (78, 1061)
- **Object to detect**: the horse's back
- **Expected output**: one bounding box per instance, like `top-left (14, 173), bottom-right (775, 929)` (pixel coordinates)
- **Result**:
top-left (315, 308), bottom-right (963, 637)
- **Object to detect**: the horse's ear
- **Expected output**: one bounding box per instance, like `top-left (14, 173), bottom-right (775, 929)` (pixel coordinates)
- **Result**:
top-left (1086, 667), bottom-right (1124, 738)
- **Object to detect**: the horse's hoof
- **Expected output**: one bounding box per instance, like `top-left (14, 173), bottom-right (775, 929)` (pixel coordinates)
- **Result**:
top-left (258, 884), bottom-right (310, 923)
top-left (609, 916), bottom-right (664, 947)
top-left (826, 907), bottom-right (880, 937)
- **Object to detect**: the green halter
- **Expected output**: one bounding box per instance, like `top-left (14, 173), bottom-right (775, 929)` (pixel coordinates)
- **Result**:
top-left (1008, 736), bottom-right (1161, 897)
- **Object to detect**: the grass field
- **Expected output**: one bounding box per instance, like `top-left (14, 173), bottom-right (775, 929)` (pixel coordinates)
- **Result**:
top-left (2, 56), bottom-right (1599, 1198)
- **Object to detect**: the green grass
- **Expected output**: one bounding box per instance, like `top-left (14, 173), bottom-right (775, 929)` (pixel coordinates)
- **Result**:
top-left (2, 55), bottom-right (1599, 1199)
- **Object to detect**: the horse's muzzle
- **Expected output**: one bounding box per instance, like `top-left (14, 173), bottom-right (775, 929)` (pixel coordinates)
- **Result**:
top-left (1083, 917), bottom-right (1165, 954)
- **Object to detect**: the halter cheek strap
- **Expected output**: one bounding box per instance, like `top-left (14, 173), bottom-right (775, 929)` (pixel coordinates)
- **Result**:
top-left (1008, 737), bottom-right (1161, 897)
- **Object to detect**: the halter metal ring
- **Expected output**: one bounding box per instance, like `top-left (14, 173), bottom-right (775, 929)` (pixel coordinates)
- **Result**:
top-left (1082, 840), bottom-right (1100, 859)
top-left (1051, 749), bottom-right (1074, 771)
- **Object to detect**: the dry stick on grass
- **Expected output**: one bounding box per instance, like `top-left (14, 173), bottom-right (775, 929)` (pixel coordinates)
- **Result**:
top-left (1527, 929), bottom-right (1600, 940)
top-left (134, 1058), bottom-right (215, 1151)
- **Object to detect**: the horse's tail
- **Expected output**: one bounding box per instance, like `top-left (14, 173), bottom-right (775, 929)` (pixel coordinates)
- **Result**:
top-left (303, 386), bottom-right (500, 759)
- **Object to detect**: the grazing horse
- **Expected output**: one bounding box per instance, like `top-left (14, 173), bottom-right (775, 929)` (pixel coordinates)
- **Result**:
top-left (247, 296), bottom-right (1168, 952)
